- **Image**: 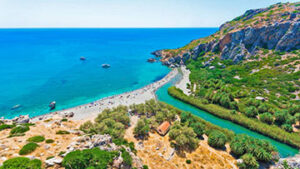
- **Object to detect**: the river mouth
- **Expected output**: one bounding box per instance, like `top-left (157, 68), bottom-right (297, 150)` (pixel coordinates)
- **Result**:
top-left (155, 70), bottom-right (299, 157)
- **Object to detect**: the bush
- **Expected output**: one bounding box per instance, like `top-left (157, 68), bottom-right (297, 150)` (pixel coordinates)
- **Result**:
top-left (230, 134), bottom-right (275, 162)
top-left (27, 136), bottom-right (45, 143)
top-left (208, 130), bottom-right (227, 148)
top-left (238, 154), bottom-right (259, 169)
top-left (10, 125), bottom-right (30, 135)
top-left (46, 156), bottom-right (54, 160)
top-left (80, 106), bottom-right (130, 139)
top-left (45, 139), bottom-right (54, 143)
top-left (62, 148), bottom-right (119, 169)
top-left (186, 159), bottom-right (192, 164)
top-left (0, 124), bottom-right (15, 131)
top-left (121, 148), bottom-right (132, 166)
top-left (169, 122), bottom-right (199, 151)
top-left (190, 122), bottom-right (205, 137)
top-left (133, 118), bottom-right (150, 138)
top-left (259, 113), bottom-right (274, 124)
top-left (244, 106), bottom-right (258, 118)
top-left (19, 143), bottom-right (39, 155)
top-left (56, 130), bottom-right (70, 135)
top-left (0, 157), bottom-right (42, 169)
top-left (61, 118), bottom-right (68, 122)
top-left (143, 165), bottom-right (149, 169)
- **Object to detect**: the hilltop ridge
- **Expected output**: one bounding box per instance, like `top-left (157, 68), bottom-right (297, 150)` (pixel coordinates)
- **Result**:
top-left (153, 2), bottom-right (300, 65)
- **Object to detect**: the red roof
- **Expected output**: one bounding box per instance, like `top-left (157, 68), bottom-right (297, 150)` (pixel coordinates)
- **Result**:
top-left (157, 121), bottom-right (170, 133)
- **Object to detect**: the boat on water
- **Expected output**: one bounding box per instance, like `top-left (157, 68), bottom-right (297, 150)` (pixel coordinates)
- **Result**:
top-left (102, 64), bottom-right (110, 68)
top-left (49, 101), bottom-right (56, 110)
top-left (147, 58), bottom-right (156, 63)
top-left (11, 104), bottom-right (21, 110)
top-left (80, 56), bottom-right (86, 61)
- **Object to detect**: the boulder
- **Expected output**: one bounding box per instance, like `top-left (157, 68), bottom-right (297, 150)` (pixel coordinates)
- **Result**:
top-left (12, 115), bottom-right (30, 124)
top-left (45, 157), bottom-right (62, 167)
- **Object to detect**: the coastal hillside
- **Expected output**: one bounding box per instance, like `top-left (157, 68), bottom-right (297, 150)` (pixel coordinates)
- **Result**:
top-left (153, 2), bottom-right (300, 64)
top-left (156, 2), bottom-right (300, 168)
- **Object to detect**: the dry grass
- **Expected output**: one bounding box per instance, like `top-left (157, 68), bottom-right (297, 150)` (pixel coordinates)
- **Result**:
top-left (125, 116), bottom-right (237, 169)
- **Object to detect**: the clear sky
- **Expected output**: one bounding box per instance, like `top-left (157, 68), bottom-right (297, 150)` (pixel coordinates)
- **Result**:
top-left (0, 0), bottom-right (298, 28)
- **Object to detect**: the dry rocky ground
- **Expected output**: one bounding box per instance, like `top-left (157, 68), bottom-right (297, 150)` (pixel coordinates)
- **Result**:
top-left (125, 116), bottom-right (238, 169)
top-left (0, 114), bottom-right (83, 168)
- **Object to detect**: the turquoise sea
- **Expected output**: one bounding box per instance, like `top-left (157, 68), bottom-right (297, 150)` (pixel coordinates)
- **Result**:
top-left (0, 28), bottom-right (217, 118)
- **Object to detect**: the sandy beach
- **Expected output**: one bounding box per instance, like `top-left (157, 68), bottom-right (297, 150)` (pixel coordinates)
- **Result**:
top-left (31, 68), bottom-right (179, 122)
top-left (175, 66), bottom-right (191, 95)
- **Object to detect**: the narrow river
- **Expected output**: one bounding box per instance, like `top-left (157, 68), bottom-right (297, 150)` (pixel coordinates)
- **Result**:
top-left (155, 72), bottom-right (299, 157)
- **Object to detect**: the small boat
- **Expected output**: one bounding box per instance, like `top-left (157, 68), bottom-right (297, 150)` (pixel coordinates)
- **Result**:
top-left (11, 104), bottom-right (21, 110)
top-left (102, 64), bottom-right (110, 68)
top-left (49, 101), bottom-right (56, 110)
top-left (147, 58), bottom-right (156, 63)
top-left (80, 56), bottom-right (86, 61)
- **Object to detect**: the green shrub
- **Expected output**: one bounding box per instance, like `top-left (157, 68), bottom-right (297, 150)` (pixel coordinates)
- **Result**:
top-left (19, 143), bottom-right (39, 155)
top-left (46, 156), bottom-right (54, 160)
top-left (143, 165), bottom-right (149, 169)
top-left (58, 151), bottom-right (66, 156)
top-left (245, 106), bottom-right (258, 118)
top-left (208, 130), bottom-right (227, 148)
top-left (62, 148), bottom-right (119, 169)
top-left (56, 130), bottom-right (70, 135)
top-left (61, 118), bottom-right (68, 122)
top-left (0, 124), bottom-right (15, 131)
top-left (27, 136), bottom-right (45, 143)
top-left (259, 113), bottom-right (274, 124)
top-left (45, 139), bottom-right (54, 143)
top-left (238, 154), bottom-right (259, 169)
top-left (0, 157), bottom-right (42, 169)
top-left (121, 148), bottom-right (132, 166)
top-left (10, 125), bottom-right (30, 135)
top-left (230, 134), bottom-right (275, 162)
top-left (186, 159), bottom-right (192, 164)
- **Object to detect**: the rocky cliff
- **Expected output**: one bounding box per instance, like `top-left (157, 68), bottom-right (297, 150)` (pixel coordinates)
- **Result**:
top-left (153, 2), bottom-right (300, 66)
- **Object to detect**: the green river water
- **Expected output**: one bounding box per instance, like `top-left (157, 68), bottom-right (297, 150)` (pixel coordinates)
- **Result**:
top-left (155, 72), bottom-right (299, 157)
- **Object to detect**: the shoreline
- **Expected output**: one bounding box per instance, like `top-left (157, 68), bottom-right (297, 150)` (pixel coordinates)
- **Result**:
top-left (31, 68), bottom-right (179, 122)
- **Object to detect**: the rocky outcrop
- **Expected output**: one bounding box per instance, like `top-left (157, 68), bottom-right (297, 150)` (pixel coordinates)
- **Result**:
top-left (153, 2), bottom-right (300, 65)
top-left (275, 154), bottom-right (300, 169)
top-left (12, 115), bottom-right (30, 124)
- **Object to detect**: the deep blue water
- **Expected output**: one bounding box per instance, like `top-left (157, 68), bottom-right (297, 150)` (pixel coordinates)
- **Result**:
top-left (0, 28), bottom-right (217, 118)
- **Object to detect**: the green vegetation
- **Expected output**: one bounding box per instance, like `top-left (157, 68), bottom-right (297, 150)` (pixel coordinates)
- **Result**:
top-left (19, 142), bottom-right (39, 155)
top-left (134, 118), bottom-right (150, 138)
top-left (112, 138), bottom-right (136, 154)
top-left (80, 106), bottom-right (130, 139)
top-left (46, 156), bottom-right (54, 160)
top-left (169, 121), bottom-right (199, 151)
top-left (62, 148), bottom-right (118, 169)
top-left (56, 130), bottom-right (70, 135)
top-left (45, 139), bottom-right (54, 143)
top-left (9, 125), bottom-right (30, 137)
top-left (0, 157), bottom-right (42, 169)
top-left (121, 148), bottom-right (132, 166)
top-left (186, 159), bottom-right (192, 164)
top-left (238, 154), bottom-right (259, 169)
top-left (168, 87), bottom-right (300, 148)
top-left (0, 124), bottom-right (15, 131)
top-left (208, 130), bottom-right (227, 148)
top-left (230, 134), bottom-right (276, 161)
top-left (27, 135), bottom-right (45, 143)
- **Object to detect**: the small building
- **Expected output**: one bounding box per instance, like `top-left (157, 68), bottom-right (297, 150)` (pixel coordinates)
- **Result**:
top-left (157, 121), bottom-right (171, 136)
